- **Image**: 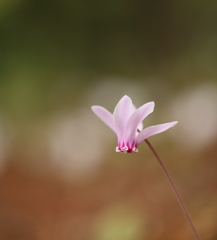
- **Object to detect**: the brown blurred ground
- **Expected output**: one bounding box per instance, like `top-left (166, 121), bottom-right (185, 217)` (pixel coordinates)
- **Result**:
top-left (0, 142), bottom-right (217, 240)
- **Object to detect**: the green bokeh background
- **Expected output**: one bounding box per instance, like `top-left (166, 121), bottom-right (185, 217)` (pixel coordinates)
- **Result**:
top-left (1, 0), bottom-right (217, 123)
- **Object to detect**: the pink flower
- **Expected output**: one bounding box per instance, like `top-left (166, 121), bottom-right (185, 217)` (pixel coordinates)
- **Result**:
top-left (91, 95), bottom-right (178, 153)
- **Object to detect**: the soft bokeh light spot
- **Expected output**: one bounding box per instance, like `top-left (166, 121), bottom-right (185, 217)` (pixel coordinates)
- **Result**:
top-left (86, 78), bottom-right (152, 112)
top-left (92, 205), bottom-right (145, 240)
top-left (47, 108), bottom-right (113, 181)
top-left (168, 83), bottom-right (217, 150)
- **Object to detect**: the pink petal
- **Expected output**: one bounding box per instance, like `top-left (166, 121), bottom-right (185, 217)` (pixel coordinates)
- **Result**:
top-left (131, 104), bottom-right (143, 135)
top-left (91, 106), bottom-right (116, 132)
top-left (131, 104), bottom-right (137, 113)
top-left (126, 102), bottom-right (155, 144)
top-left (136, 121), bottom-right (178, 145)
top-left (137, 122), bottom-right (143, 132)
top-left (113, 95), bottom-right (133, 142)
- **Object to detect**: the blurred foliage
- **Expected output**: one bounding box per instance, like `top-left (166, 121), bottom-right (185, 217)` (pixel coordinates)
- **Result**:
top-left (1, 0), bottom-right (217, 122)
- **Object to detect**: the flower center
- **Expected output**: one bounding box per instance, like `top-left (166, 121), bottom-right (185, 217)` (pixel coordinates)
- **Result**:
top-left (115, 144), bottom-right (138, 153)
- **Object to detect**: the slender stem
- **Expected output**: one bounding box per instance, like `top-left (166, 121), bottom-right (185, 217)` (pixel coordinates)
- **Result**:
top-left (145, 139), bottom-right (201, 240)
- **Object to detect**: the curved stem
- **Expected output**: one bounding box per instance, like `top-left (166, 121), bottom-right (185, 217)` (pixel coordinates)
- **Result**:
top-left (145, 139), bottom-right (201, 240)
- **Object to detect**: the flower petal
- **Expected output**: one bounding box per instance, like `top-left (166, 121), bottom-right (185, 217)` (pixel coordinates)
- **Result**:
top-left (126, 102), bottom-right (155, 144)
top-left (91, 106), bottom-right (116, 132)
top-left (137, 122), bottom-right (143, 132)
top-left (130, 104), bottom-right (143, 135)
top-left (113, 95), bottom-right (133, 141)
top-left (136, 121), bottom-right (178, 145)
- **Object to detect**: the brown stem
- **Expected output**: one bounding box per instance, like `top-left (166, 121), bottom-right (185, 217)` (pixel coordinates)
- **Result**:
top-left (144, 139), bottom-right (201, 240)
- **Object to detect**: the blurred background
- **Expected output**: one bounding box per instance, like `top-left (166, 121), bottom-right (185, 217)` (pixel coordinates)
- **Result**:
top-left (0, 0), bottom-right (217, 239)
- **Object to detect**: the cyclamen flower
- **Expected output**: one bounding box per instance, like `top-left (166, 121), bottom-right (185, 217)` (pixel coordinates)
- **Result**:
top-left (91, 95), bottom-right (178, 153)
top-left (91, 96), bottom-right (201, 240)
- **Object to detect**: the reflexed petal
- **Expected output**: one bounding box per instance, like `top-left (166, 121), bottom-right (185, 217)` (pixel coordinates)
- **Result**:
top-left (91, 106), bottom-right (116, 132)
top-left (131, 105), bottom-right (143, 133)
top-left (136, 121), bottom-right (178, 145)
top-left (130, 104), bottom-right (137, 114)
top-left (126, 102), bottom-right (155, 144)
top-left (136, 122), bottom-right (143, 136)
top-left (113, 95), bottom-right (133, 141)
